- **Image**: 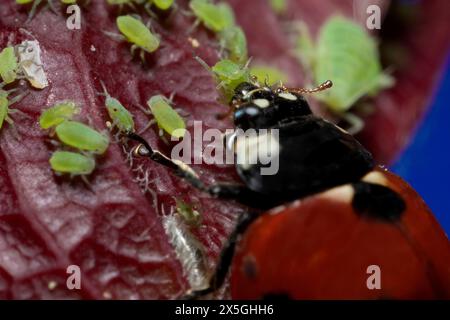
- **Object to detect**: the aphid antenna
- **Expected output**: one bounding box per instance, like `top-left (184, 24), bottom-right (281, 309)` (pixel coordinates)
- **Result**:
top-left (282, 80), bottom-right (333, 95)
top-left (97, 80), bottom-right (110, 97)
top-left (46, 0), bottom-right (58, 14)
top-left (80, 174), bottom-right (95, 193)
top-left (340, 112), bottom-right (364, 136)
top-left (18, 28), bottom-right (37, 40)
top-left (194, 55), bottom-right (212, 74)
top-left (137, 118), bottom-right (156, 135)
top-left (186, 19), bottom-right (201, 35)
top-left (25, 0), bottom-right (42, 23)
top-left (8, 90), bottom-right (29, 107)
top-left (103, 30), bottom-right (125, 43)
top-left (167, 91), bottom-right (177, 103)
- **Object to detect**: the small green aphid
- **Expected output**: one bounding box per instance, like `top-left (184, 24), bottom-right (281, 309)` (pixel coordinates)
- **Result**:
top-left (152, 0), bottom-right (174, 10)
top-left (100, 82), bottom-right (135, 134)
top-left (189, 0), bottom-right (235, 33)
top-left (116, 15), bottom-right (160, 59)
top-left (147, 95), bottom-right (186, 139)
top-left (0, 47), bottom-right (19, 85)
top-left (55, 120), bottom-right (110, 154)
top-left (297, 16), bottom-right (393, 114)
top-left (210, 58), bottom-right (251, 100)
top-left (16, 0), bottom-right (75, 21)
top-left (175, 199), bottom-right (202, 227)
top-left (219, 26), bottom-right (248, 64)
top-left (49, 151), bottom-right (95, 176)
top-left (0, 89), bottom-right (24, 131)
top-left (269, 0), bottom-right (287, 14)
top-left (107, 0), bottom-right (134, 7)
top-left (250, 64), bottom-right (288, 86)
top-left (39, 101), bottom-right (80, 130)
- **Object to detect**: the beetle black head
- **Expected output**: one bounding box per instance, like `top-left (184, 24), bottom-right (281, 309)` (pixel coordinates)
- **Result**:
top-left (232, 82), bottom-right (313, 130)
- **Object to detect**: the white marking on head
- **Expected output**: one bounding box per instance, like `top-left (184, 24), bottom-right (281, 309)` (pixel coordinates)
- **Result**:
top-left (320, 184), bottom-right (355, 203)
top-left (253, 98), bottom-right (270, 108)
top-left (235, 130), bottom-right (280, 171)
top-left (278, 92), bottom-right (298, 101)
top-left (362, 171), bottom-right (388, 186)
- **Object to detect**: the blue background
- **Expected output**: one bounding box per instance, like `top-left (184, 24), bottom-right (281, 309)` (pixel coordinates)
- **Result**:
top-left (392, 55), bottom-right (450, 235)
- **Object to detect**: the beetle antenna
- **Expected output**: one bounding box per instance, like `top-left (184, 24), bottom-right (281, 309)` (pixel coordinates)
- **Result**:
top-left (284, 80), bottom-right (333, 94)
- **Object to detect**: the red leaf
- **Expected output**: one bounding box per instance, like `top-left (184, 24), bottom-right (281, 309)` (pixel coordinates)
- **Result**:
top-left (0, 0), bottom-right (448, 299)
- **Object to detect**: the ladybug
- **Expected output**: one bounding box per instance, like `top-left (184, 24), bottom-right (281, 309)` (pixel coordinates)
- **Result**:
top-left (128, 80), bottom-right (450, 299)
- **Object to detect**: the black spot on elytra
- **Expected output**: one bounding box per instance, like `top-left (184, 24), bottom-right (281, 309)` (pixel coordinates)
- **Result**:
top-left (242, 254), bottom-right (258, 280)
top-left (352, 182), bottom-right (406, 221)
top-left (262, 292), bottom-right (292, 300)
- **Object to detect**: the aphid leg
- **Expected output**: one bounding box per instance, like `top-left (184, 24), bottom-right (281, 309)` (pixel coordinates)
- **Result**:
top-left (8, 91), bottom-right (28, 107)
top-left (8, 108), bottom-right (30, 120)
top-left (46, 0), bottom-right (58, 14)
top-left (144, 4), bottom-right (158, 19)
top-left (18, 28), bottom-right (36, 39)
top-left (80, 175), bottom-right (95, 193)
top-left (186, 19), bottom-right (200, 35)
top-left (26, 0), bottom-right (43, 23)
top-left (216, 100), bottom-right (239, 120)
top-left (341, 112), bottom-right (364, 135)
top-left (140, 49), bottom-right (146, 62)
top-left (184, 211), bottom-right (260, 299)
top-left (103, 31), bottom-right (125, 42)
top-left (138, 119), bottom-right (156, 135)
top-left (130, 44), bottom-right (138, 57)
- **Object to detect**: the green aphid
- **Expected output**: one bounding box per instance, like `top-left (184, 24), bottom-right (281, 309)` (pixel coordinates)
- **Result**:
top-left (0, 47), bottom-right (19, 85)
top-left (39, 101), bottom-right (80, 130)
top-left (219, 26), bottom-right (248, 64)
top-left (55, 120), bottom-right (110, 154)
top-left (208, 58), bottom-right (251, 100)
top-left (16, 0), bottom-right (76, 21)
top-left (175, 199), bottom-right (202, 227)
top-left (250, 64), bottom-right (288, 86)
top-left (49, 151), bottom-right (95, 176)
top-left (189, 0), bottom-right (235, 33)
top-left (297, 16), bottom-right (393, 114)
top-left (269, 0), bottom-right (287, 14)
top-left (116, 15), bottom-right (160, 59)
top-left (152, 0), bottom-right (174, 10)
top-left (147, 95), bottom-right (186, 139)
top-left (0, 89), bottom-right (24, 131)
top-left (107, 0), bottom-right (131, 4)
top-left (100, 82), bottom-right (135, 134)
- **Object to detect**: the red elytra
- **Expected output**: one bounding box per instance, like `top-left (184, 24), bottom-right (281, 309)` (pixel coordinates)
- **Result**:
top-left (230, 169), bottom-right (450, 299)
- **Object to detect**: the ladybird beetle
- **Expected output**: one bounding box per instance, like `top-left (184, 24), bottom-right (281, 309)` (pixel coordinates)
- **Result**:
top-left (127, 79), bottom-right (450, 299)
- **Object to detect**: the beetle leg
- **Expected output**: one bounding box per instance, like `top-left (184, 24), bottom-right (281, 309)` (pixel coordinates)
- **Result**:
top-left (128, 133), bottom-right (280, 208)
top-left (128, 133), bottom-right (207, 191)
top-left (183, 211), bottom-right (260, 299)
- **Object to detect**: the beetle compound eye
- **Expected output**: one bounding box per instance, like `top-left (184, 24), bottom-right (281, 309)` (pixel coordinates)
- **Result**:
top-left (234, 105), bottom-right (263, 130)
